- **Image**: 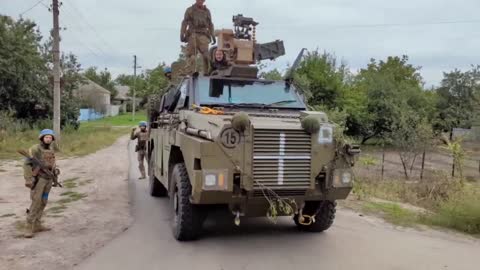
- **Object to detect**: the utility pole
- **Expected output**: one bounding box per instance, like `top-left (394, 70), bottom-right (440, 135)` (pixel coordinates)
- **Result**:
top-left (132, 55), bottom-right (141, 122)
top-left (52, 0), bottom-right (61, 140)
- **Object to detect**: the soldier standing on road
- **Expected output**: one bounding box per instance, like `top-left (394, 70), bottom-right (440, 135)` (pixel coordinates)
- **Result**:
top-left (131, 121), bottom-right (149, 179)
top-left (180, 0), bottom-right (216, 75)
top-left (22, 129), bottom-right (60, 238)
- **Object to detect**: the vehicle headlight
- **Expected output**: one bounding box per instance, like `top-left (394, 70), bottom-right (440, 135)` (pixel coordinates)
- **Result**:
top-left (318, 125), bottom-right (333, 144)
top-left (202, 170), bottom-right (228, 191)
top-left (342, 172), bottom-right (352, 184)
top-left (333, 170), bottom-right (354, 187)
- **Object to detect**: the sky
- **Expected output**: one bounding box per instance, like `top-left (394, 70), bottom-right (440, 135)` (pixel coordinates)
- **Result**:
top-left (2, 0), bottom-right (480, 87)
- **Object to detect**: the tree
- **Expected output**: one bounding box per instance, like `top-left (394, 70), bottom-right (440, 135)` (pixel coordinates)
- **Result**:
top-left (390, 113), bottom-right (433, 179)
top-left (115, 63), bottom-right (169, 102)
top-left (41, 34), bottom-right (83, 129)
top-left (295, 50), bottom-right (350, 109)
top-left (84, 67), bottom-right (117, 100)
top-left (349, 55), bottom-right (430, 144)
top-left (0, 15), bottom-right (81, 128)
top-left (0, 16), bottom-right (50, 121)
top-left (259, 68), bottom-right (283, 80)
top-left (434, 66), bottom-right (480, 133)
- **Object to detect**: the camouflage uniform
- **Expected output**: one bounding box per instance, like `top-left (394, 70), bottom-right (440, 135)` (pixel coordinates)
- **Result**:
top-left (181, 3), bottom-right (215, 75)
top-left (131, 127), bottom-right (149, 179)
top-left (23, 142), bottom-right (58, 237)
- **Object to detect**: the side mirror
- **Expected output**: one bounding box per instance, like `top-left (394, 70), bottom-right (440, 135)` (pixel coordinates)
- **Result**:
top-left (346, 144), bottom-right (361, 156)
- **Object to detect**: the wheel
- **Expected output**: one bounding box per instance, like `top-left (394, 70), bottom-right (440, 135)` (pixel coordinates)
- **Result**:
top-left (148, 158), bottom-right (167, 197)
top-left (170, 163), bottom-right (205, 241)
top-left (294, 200), bottom-right (336, 232)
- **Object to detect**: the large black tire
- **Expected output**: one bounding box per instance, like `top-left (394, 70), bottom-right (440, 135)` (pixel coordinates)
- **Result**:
top-left (294, 200), bottom-right (336, 232)
top-left (170, 163), bottom-right (205, 241)
top-left (148, 158), bottom-right (167, 197)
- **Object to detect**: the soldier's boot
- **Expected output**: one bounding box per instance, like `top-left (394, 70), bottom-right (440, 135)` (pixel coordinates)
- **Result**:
top-left (34, 221), bottom-right (51, 233)
top-left (23, 223), bottom-right (35, 238)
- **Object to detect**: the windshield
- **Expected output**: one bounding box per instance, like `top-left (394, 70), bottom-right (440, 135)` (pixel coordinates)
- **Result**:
top-left (197, 78), bottom-right (306, 109)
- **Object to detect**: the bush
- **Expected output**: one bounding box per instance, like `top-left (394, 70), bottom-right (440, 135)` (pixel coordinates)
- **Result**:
top-left (424, 187), bottom-right (480, 234)
top-left (353, 175), bottom-right (480, 235)
top-left (353, 173), bottom-right (464, 210)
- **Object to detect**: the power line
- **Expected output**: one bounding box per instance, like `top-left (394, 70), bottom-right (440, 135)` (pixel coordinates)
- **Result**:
top-left (19, 0), bottom-right (45, 17)
top-left (61, 18), bottom-right (480, 32)
top-left (60, 4), bottom-right (110, 57)
top-left (39, 2), bottom-right (108, 67)
top-left (63, 0), bottom-right (119, 54)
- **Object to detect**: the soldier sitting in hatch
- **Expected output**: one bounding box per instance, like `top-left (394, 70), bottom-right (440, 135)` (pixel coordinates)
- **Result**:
top-left (210, 49), bottom-right (229, 75)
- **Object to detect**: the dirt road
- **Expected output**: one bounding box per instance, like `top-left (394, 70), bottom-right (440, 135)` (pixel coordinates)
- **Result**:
top-left (76, 142), bottom-right (480, 270)
top-left (0, 136), bottom-right (132, 270)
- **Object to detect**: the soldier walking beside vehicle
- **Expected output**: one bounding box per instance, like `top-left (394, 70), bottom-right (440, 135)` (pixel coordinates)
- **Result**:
top-left (22, 129), bottom-right (61, 238)
top-left (180, 0), bottom-right (216, 75)
top-left (131, 121), bottom-right (149, 179)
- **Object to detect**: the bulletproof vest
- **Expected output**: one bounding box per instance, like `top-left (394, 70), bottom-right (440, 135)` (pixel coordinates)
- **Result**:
top-left (137, 131), bottom-right (148, 150)
top-left (42, 150), bottom-right (56, 170)
top-left (32, 144), bottom-right (56, 170)
top-left (189, 5), bottom-right (211, 31)
top-left (138, 131), bottom-right (148, 142)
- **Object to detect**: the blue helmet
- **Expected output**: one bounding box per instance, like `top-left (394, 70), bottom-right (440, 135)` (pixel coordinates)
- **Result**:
top-left (139, 121), bottom-right (147, 127)
top-left (164, 67), bottom-right (172, 74)
top-left (39, 129), bottom-right (55, 140)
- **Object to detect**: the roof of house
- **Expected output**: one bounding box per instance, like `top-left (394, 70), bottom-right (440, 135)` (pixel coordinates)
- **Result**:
top-left (75, 79), bottom-right (111, 97)
top-left (114, 85), bottom-right (131, 101)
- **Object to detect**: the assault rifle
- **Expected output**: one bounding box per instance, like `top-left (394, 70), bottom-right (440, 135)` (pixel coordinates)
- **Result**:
top-left (17, 149), bottom-right (62, 189)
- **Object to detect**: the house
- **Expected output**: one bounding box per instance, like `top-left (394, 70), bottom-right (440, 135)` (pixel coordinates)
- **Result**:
top-left (113, 85), bottom-right (131, 113)
top-left (74, 79), bottom-right (119, 121)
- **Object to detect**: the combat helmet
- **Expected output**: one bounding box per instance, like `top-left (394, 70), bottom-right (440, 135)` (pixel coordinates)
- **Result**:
top-left (39, 129), bottom-right (56, 141)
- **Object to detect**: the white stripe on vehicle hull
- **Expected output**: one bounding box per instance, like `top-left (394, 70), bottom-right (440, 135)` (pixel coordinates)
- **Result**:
top-left (254, 156), bottom-right (311, 160)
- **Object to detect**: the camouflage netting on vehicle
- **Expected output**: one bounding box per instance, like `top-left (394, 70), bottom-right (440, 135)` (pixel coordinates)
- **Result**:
top-left (301, 115), bottom-right (320, 134)
top-left (147, 94), bottom-right (162, 123)
top-left (231, 112), bottom-right (250, 132)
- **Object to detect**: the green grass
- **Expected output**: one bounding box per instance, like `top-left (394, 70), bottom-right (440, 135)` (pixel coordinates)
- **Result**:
top-left (80, 111), bottom-right (146, 128)
top-left (423, 189), bottom-right (480, 235)
top-left (46, 214), bottom-right (64, 218)
top-left (56, 192), bottom-right (87, 204)
top-left (47, 205), bottom-right (68, 214)
top-left (60, 191), bottom-right (77, 197)
top-left (79, 179), bottom-right (94, 186)
top-left (363, 202), bottom-right (420, 227)
top-left (0, 112), bottom-right (146, 160)
top-left (354, 179), bottom-right (480, 235)
top-left (62, 177), bottom-right (79, 189)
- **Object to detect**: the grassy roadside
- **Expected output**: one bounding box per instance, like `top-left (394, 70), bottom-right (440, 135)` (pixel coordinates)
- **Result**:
top-left (349, 178), bottom-right (480, 236)
top-left (0, 112), bottom-right (146, 160)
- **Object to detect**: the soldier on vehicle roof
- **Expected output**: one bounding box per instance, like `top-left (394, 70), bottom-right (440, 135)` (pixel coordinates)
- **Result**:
top-left (180, 0), bottom-right (216, 75)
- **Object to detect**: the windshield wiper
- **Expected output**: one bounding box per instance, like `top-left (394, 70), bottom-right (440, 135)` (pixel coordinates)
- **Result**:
top-left (267, 100), bottom-right (297, 106)
top-left (234, 103), bottom-right (268, 107)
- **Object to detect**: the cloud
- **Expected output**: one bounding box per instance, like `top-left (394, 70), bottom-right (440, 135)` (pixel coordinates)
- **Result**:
top-left (3, 0), bottom-right (480, 86)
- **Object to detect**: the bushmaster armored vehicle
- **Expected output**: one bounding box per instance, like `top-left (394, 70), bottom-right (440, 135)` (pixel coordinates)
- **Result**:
top-left (147, 15), bottom-right (360, 241)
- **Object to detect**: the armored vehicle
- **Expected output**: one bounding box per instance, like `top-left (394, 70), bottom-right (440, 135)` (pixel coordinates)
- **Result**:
top-left (146, 15), bottom-right (360, 241)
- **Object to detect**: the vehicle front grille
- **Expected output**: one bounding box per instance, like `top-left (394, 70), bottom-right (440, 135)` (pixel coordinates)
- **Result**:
top-left (252, 129), bottom-right (311, 197)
